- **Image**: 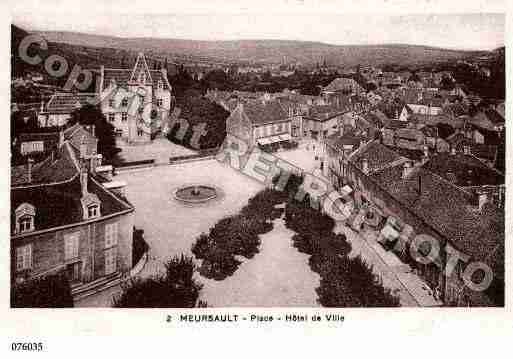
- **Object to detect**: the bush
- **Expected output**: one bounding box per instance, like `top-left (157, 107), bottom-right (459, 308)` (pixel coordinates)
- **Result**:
top-left (285, 199), bottom-right (400, 307)
top-left (192, 189), bottom-right (287, 280)
top-left (114, 254), bottom-right (203, 308)
top-left (132, 227), bottom-right (149, 266)
top-left (11, 271), bottom-right (73, 308)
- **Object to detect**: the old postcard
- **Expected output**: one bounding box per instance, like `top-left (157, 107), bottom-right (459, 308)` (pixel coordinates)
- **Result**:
top-left (1, 0), bottom-right (511, 356)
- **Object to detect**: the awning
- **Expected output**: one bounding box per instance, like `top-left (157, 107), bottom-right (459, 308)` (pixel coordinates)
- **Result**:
top-left (257, 138), bottom-right (272, 145)
top-left (340, 185), bottom-right (353, 196)
top-left (257, 135), bottom-right (283, 145)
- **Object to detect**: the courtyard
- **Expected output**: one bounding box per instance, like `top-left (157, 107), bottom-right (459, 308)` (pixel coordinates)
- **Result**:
top-left (76, 147), bottom-right (421, 307)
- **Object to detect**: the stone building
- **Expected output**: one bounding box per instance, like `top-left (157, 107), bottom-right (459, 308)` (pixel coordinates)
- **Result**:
top-left (97, 52), bottom-right (173, 144)
top-left (11, 124), bottom-right (135, 300)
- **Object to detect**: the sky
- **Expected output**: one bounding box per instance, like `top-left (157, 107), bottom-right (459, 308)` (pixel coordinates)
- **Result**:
top-left (10, 1), bottom-right (506, 50)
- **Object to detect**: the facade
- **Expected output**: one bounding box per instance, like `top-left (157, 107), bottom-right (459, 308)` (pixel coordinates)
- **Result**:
top-left (225, 100), bottom-right (293, 149)
top-left (11, 124), bottom-right (135, 299)
top-left (97, 52), bottom-right (173, 144)
top-left (302, 105), bottom-right (345, 140)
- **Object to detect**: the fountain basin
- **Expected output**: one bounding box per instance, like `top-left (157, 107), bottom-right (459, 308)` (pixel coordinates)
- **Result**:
top-left (173, 185), bottom-right (218, 204)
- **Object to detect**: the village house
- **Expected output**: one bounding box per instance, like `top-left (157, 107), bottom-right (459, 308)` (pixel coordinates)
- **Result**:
top-left (302, 105), bottom-right (345, 141)
top-left (37, 92), bottom-right (96, 128)
top-left (321, 77), bottom-right (364, 97)
top-left (11, 124), bottom-right (135, 300)
top-left (225, 100), bottom-right (293, 150)
top-left (325, 140), bottom-right (503, 306)
top-left (97, 52), bottom-right (173, 144)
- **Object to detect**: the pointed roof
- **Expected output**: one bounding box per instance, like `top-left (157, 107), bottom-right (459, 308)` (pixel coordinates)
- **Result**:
top-left (129, 52), bottom-right (153, 85)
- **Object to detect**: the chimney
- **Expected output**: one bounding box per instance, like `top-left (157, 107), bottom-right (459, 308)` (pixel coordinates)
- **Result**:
top-left (90, 151), bottom-right (98, 173)
top-left (58, 129), bottom-right (64, 148)
top-left (80, 135), bottom-right (88, 159)
top-left (80, 164), bottom-right (88, 196)
top-left (402, 161), bottom-right (413, 179)
top-left (478, 192), bottom-right (488, 212)
top-left (362, 158), bottom-right (369, 174)
top-left (27, 157), bottom-right (34, 183)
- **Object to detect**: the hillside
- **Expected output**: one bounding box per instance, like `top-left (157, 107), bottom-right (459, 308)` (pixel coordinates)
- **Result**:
top-left (35, 29), bottom-right (485, 67)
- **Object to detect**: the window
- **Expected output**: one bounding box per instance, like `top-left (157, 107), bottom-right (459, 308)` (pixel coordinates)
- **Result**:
top-left (16, 203), bottom-right (36, 234)
top-left (121, 112), bottom-right (128, 122)
top-left (87, 204), bottom-right (99, 218)
top-left (16, 244), bottom-right (32, 271)
top-left (108, 99), bottom-right (114, 107)
top-left (19, 216), bottom-right (33, 233)
top-left (138, 129), bottom-right (144, 136)
top-left (67, 262), bottom-right (81, 282)
top-left (121, 98), bottom-right (128, 107)
top-left (64, 233), bottom-right (80, 261)
top-left (108, 113), bottom-right (115, 122)
top-left (156, 98), bottom-right (163, 107)
top-left (115, 129), bottom-right (123, 137)
top-left (157, 80), bottom-right (163, 90)
top-left (104, 247), bottom-right (117, 275)
top-left (105, 222), bottom-right (118, 249)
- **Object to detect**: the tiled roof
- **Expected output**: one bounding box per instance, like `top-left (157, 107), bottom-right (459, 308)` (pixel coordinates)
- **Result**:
top-left (44, 93), bottom-right (96, 114)
top-left (349, 140), bottom-right (404, 173)
top-left (239, 100), bottom-right (288, 126)
top-left (11, 142), bottom-right (80, 187)
top-left (371, 165), bottom-right (503, 266)
top-left (421, 153), bottom-right (504, 187)
top-left (306, 105), bottom-right (343, 121)
top-left (323, 77), bottom-right (362, 92)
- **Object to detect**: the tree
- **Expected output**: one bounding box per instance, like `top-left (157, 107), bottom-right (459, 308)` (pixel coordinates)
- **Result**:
top-left (11, 271), bottom-right (74, 308)
top-left (114, 255), bottom-right (203, 308)
top-left (440, 75), bottom-right (455, 91)
top-left (71, 104), bottom-right (118, 161)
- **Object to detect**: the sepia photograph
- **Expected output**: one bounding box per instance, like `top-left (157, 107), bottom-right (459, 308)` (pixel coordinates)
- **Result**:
top-left (7, 5), bottom-right (507, 312)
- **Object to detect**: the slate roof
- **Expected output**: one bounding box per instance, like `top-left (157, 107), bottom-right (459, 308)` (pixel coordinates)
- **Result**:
top-left (102, 69), bottom-right (172, 92)
top-left (11, 133), bottom-right (133, 235)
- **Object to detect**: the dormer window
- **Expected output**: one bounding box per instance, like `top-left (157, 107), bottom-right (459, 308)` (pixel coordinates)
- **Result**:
top-left (88, 205), bottom-right (99, 218)
top-left (19, 216), bottom-right (33, 233)
top-left (15, 203), bottom-right (36, 234)
top-left (138, 71), bottom-right (146, 84)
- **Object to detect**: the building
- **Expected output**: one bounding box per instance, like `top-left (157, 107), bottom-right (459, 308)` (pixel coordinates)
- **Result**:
top-left (11, 124), bottom-right (135, 300)
top-left (97, 52), bottom-right (173, 144)
top-left (324, 140), bottom-right (504, 306)
top-left (321, 77), bottom-right (364, 96)
top-left (225, 100), bottom-right (292, 149)
top-left (302, 105), bottom-right (345, 141)
top-left (37, 92), bottom-right (96, 128)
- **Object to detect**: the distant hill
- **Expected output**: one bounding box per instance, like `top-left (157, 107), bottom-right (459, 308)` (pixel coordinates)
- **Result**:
top-left (35, 29), bottom-right (486, 67)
